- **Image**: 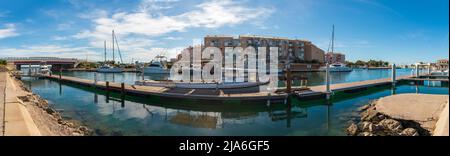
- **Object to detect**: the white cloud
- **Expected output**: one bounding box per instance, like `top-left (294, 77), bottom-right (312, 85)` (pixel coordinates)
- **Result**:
top-left (139, 0), bottom-right (179, 14)
top-left (164, 36), bottom-right (183, 40)
top-left (75, 0), bottom-right (273, 42)
top-left (52, 35), bottom-right (69, 41)
top-left (57, 22), bottom-right (74, 31)
top-left (0, 23), bottom-right (19, 39)
top-left (72, 0), bottom-right (274, 62)
top-left (127, 47), bottom-right (185, 62)
top-left (77, 9), bottom-right (109, 19)
top-left (0, 45), bottom-right (100, 60)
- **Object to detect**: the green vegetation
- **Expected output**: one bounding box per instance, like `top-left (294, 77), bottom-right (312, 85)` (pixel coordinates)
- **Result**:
top-left (0, 59), bottom-right (6, 65)
top-left (76, 62), bottom-right (98, 69)
top-left (346, 60), bottom-right (390, 68)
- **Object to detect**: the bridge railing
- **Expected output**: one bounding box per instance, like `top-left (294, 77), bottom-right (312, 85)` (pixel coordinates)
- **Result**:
top-left (1, 57), bottom-right (78, 61)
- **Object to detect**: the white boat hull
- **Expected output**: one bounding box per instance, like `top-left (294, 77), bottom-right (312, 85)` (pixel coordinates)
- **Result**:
top-left (143, 67), bottom-right (169, 74)
top-left (319, 66), bottom-right (353, 72)
top-left (135, 80), bottom-right (269, 89)
top-left (97, 68), bottom-right (123, 73)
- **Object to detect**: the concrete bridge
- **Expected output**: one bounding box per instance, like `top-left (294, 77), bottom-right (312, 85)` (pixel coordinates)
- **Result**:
top-left (2, 57), bottom-right (80, 70)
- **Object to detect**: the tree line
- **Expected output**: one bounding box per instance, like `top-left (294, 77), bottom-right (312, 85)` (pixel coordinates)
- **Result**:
top-left (345, 60), bottom-right (390, 68)
top-left (0, 59), bottom-right (7, 65)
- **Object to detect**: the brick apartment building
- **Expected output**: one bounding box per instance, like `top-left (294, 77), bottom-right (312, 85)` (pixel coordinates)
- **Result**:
top-left (325, 52), bottom-right (346, 64)
top-left (177, 35), bottom-right (326, 71)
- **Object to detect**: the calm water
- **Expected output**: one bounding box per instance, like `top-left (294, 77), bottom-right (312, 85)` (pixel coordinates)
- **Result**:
top-left (48, 68), bottom-right (424, 86)
top-left (21, 77), bottom-right (448, 136)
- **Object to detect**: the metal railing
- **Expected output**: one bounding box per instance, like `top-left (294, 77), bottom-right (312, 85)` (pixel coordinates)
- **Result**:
top-left (1, 57), bottom-right (78, 61)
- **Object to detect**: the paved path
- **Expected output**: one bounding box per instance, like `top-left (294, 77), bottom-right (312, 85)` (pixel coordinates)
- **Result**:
top-left (1, 72), bottom-right (41, 136)
top-left (0, 72), bottom-right (6, 135)
top-left (376, 93), bottom-right (449, 134)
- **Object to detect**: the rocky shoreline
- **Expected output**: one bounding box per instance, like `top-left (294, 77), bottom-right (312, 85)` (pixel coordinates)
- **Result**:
top-left (347, 100), bottom-right (429, 136)
top-left (13, 74), bottom-right (92, 136)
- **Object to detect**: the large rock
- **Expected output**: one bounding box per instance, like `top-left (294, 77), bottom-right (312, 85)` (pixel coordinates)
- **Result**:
top-left (358, 132), bottom-right (374, 136)
top-left (380, 119), bottom-right (403, 132)
top-left (358, 121), bottom-right (372, 132)
top-left (361, 108), bottom-right (381, 123)
top-left (369, 124), bottom-right (384, 133)
top-left (401, 128), bottom-right (419, 136)
top-left (358, 105), bottom-right (371, 112)
top-left (347, 123), bottom-right (359, 136)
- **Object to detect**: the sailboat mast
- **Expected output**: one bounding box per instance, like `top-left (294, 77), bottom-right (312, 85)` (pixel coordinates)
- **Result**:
top-left (104, 41), bottom-right (107, 63)
top-left (114, 33), bottom-right (123, 63)
top-left (112, 30), bottom-right (115, 64)
top-left (331, 25), bottom-right (335, 54)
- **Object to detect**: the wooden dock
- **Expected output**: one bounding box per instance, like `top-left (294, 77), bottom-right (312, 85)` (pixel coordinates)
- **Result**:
top-left (38, 73), bottom-right (447, 102)
top-left (401, 78), bottom-right (449, 82)
top-left (296, 75), bottom-right (414, 98)
top-left (44, 75), bottom-right (288, 101)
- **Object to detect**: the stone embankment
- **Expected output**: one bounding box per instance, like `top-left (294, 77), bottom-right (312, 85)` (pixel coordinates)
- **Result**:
top-left (347, 94), bottom-right (449, 136)
top-left (1, 66), bottom-right (91, 136)
top-left (14, 76), bottom-right (92, 136)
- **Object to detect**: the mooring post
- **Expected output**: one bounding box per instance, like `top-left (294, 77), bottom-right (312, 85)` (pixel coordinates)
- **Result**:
top-left (94, 72), bottom-right (98, 85)
top-left (391, 64), bottom-right (396, 84)
top-left (59, 68), bottom-right (62, 80)
top-left (121, 82), bottom-right (125, 96)
top-left (141, 67), bottom-right (145, 81)
top-left (325, 63), bottom-right (331, 100)
top-left (415, 64), bottom-right (420, 77)
top-left (286, 64), bottom-right (292, 94)
top-left (427, 63), bottom-right (432, 75)
top-left (106, 81), bottom-right (110, 91)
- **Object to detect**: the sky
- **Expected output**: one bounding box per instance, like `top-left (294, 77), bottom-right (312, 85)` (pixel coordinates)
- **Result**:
top-left (0, 0), bottom-right (448, 65)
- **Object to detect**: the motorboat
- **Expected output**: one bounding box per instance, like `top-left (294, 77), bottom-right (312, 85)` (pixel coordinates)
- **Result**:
top-left (319, 63), bottom-right (353, 72)
top-left (142, 55), bottom-right (170, 74)
top-left (39, 65), bottom-right (51, 74)
top-left (430, 69), bottom-right (449, 76)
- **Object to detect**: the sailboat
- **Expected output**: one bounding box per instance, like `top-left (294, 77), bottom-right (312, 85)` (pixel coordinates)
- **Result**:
top-left (319, 25), bottom-right (352, 72)
top-left (97, 30), bottom-right (124, 73)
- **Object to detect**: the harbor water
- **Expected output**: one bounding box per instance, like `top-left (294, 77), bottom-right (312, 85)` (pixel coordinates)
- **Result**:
top-left (21, 75), bottom-right (448, 136)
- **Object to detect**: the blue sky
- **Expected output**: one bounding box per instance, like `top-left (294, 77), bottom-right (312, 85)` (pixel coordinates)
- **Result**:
top-left (0, 0), bottom-right (448, 65)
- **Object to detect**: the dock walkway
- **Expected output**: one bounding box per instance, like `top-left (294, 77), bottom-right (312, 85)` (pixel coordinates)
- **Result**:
top-left (296, 75), bottom-right (413, 97)
top-left (43, 74), bottom-right (445, 101)
top-left (45, 75), bottom-right (288, 101)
